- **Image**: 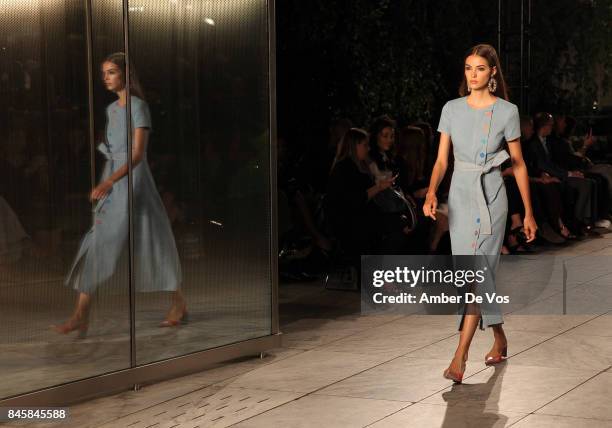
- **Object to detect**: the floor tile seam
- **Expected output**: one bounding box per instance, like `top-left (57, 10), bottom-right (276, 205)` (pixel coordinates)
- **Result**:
top-left (91, 329), bottom-right (456, 428)
top-left (90, 351), bottom-right (306, 428)
top-left (297, 315), bottom-right (444, 353)
top-left (96, 387), bottom-right (310, 428)
top-left (91, 383), bottom-right (218, 428)
top-left (562, 241), bottom-right (612, 260)
top-left (408, 324), bottom-right (607, 408)
top-left (224, 391), bottom-right (314, 427)
top-left (506, 311), bottom-right (612, 358)
top-left (530, 410), bottom-right (612, 422)
top-left (506, 374), bottom-right (612, 427)
top-left (526, 365), bottom-right (612, 416)
top-left (220, 333), bottom-right (459, 425)
top-left (310, 392), bottom-right (412, 403)
top-left (305, 331), bottom-right (461, 360)
top-left (502, 280), bottom-right (612, 315)
top-left (361, 402), bottom-right (416, 428)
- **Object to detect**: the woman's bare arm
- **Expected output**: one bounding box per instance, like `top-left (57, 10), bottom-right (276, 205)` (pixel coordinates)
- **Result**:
top-left (507, 139), bottom-right (538, 241)
top-left (423, 132), bottom-right (451, 220)
top-left (90, 127), bottom-right (148, 201)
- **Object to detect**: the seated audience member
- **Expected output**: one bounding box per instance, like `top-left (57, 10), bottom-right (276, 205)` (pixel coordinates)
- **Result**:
top-left (302, 118), bottom-right (353, 196)
top-left (549, 115), bottom-right (612, 227)
top-left (396, 125), bottom-right (448, 253)
top-left (396, 126), bottom-right (429, 197)
top-left (521, 116), bottom-right (572, 240)
top-left (411, 121), bottom-right (437, 176)
top-left (368, 115), bottom-right (399, 178)
top-left (500, 117), bottom-right (568, 253)
top-left (325, 128), bottom-right (411, 258)
top-left (278, 136), bottom-right (332, 252)
top-left (565, 117), bottom-right (612, 199)
top-left (526, 112), bottom-right (599, 235)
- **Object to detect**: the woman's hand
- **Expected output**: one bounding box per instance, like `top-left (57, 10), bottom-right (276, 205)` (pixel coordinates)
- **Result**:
top-left (522, 214), bottom-right (538, 242)
top-left (583, 128), bottom-right (594, 149)
top-left (90, 179), bottom-right (113, 201)
top-left (377, 175), bottom-right (397, 191)
top-left (423, 192), bottom-right (438, 220)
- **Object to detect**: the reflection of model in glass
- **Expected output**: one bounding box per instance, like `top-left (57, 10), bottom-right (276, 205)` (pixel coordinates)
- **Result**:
top-left (423, 44), bottom-right (537, 382)
top-left (53, 53), bottom-right (186, 336)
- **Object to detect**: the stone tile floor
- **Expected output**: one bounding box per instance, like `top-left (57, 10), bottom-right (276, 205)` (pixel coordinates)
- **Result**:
top-left (7, 231), bottom-right (612, 427)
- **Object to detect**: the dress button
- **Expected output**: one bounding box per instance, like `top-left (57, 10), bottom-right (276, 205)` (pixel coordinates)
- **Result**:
top-left (480, 152), bottom-right (485, 158)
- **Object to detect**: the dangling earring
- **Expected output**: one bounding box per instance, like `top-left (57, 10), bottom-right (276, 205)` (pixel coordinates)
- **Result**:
top-left (488, 76), bottom-right (497, 93)
top-left (468, 84), bottom-right (472, 93)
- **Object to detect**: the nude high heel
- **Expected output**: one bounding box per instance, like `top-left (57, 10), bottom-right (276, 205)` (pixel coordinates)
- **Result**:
top-left (443, 355), bottom-right (467, 383)
top-left (159, 304), bottom-right (189, 327)
top-left (51, 318), bottom-right (89, 339)
top-left (485, 346), bottom-right (507, 365)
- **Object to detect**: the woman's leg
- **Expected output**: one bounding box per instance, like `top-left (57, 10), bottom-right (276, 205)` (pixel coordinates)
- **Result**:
top-left (161, 289), bottom-right (188, 326)
top-left (53, 292), bottom-right (91, 334)
top-left (74, 292), bottom-right (91, 320)
top-left (447, 304), bottom-right (480, 375)
top-left (486, 324), bottom-right (508, 360)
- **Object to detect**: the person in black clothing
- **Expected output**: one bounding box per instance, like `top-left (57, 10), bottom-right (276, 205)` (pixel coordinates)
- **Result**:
top-left (500, 117), bottom-right (568, 252)
top-left (564, 116), bottom-right (612, 202)
top-left (301, 118), bottom-right (353, 196)
top-left (368, 115), bottom-right (398, 178)
top-left (520, 116), bottom-right (572, 240)
top-left (411, 121), bottom-right (437, 179)
top-left (396, 125), bottom-right (448, 253)
top-left (525, 112), bottom-right (598, 234)
top-left (549, 115), bottom-right (611, 227)
top-left (325, 128), bottom-right (409, 257)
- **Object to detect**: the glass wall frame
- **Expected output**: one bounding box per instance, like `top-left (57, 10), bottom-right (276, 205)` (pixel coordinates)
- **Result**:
top-left (0, 0), bottom-right (278, 406)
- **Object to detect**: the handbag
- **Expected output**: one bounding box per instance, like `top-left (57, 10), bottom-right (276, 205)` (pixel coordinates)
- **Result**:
top-left (373, 187), bottom-right (419, 231)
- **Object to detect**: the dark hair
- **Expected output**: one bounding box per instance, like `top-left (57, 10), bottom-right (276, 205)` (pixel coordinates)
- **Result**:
top-left (331, 128), bottom-right (370, 173)
top-left (103, 52), bottom-right (145, 100)
top-left (368, 115), bottom-right (396, 170)
top-left (519, 115), bottom-right (533, 127)
top-left (330, 117), bottom-right (353, 131)
top-left (396, 126), bottom-right (427, 186)
top-left (411, 121), bottom-right (435, 174)
top-left (533, 112), bottom-right (553, 132)
top-left (459, 44), bottom-right (509, 100)
top-left (564, 116), bottom-right (577, 137)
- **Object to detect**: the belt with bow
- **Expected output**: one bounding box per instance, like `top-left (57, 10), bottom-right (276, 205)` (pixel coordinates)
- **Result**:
top-left (97, 143), bottom-right (128, 162)
top-left (454, 150), bottom-right (510, 235)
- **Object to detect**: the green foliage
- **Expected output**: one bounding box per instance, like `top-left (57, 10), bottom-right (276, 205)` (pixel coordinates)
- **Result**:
top-left (277, 0), bottom-right (612, 138)
top-left (530, 0), bottom-right (612, 114)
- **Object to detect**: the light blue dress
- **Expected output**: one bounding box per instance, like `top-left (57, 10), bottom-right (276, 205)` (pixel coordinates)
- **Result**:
top-left (66, 96), bottom-right (182, 293)
top-left (437, 96), bottom-right (520, 330)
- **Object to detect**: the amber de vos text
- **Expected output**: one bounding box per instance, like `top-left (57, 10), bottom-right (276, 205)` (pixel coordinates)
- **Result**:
top-left (371, 292), bottom-right (510, 304)
top-left (370, 267), bottom-right (510, 304)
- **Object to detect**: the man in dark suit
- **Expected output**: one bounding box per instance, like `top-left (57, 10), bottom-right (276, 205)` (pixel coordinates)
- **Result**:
top-left (525, 112), bottom-right (598, 234)
top-left (548, 115), bottom-right (611, 228)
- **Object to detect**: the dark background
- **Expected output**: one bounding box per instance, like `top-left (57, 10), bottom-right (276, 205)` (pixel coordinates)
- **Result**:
top-left (276, 0), bottom-right (612, 145)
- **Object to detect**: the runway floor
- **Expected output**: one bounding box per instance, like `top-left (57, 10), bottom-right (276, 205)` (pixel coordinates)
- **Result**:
top-left (6, 229), bottom-right (612, 428)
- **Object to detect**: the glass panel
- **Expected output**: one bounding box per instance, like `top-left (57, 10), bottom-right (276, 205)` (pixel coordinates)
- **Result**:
top-left (127, 0), bottom-right (272, 364)
top-left (0, 0), bottom-right (131, 399)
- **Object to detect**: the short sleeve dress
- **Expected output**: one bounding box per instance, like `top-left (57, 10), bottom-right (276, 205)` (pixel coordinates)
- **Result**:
top-left (65, 96), bottom-right (182, 293)
top-left (437, 96), bottom-right (521, 330)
